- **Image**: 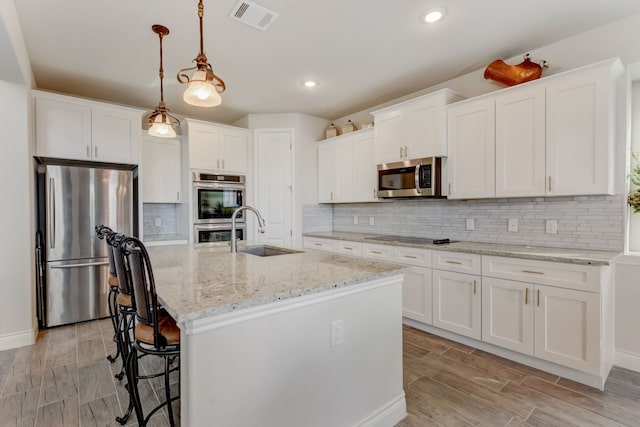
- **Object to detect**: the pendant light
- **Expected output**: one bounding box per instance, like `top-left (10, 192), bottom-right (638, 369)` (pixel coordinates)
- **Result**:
top-left (177, 0), bottom-right (226, 107)
top-left (147, 25), bottom-right (180, 138)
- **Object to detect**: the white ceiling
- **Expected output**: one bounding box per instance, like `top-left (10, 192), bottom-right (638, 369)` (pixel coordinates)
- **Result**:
top-left (14, 0), bottom-right (640, 124)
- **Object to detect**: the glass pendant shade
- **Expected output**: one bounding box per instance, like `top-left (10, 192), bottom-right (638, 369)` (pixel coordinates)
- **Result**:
top-left (183, 70), bottom-right (222, 107)
top-left (149, 113), bottom-right (177, 138)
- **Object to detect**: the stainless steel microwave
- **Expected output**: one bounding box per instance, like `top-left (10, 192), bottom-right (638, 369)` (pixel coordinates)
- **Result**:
top-left (377, 157), bottom-right (441, 198)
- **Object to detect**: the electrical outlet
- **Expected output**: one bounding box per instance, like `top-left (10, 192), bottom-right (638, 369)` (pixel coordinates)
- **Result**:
top-left (369, 216), bottom-right (375, 226)
top-left (508, 218), bottom-right (518, 232)
top-left (546, 219), bottom-right (558, 234)
top-left (330, 320), bottom-right (344, 347)
top-left (353, 215), bottom-right (358, 225)
top-left (465, 218), bottom-right (474, 231)
top-left (155, 218), bottom-right (162, 227)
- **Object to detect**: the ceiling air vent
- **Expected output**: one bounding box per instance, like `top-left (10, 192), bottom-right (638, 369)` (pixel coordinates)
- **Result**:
top-left (229, 0), bottom-right (279, 31)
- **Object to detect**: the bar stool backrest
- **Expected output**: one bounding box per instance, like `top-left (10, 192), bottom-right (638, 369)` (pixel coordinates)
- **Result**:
top-left (95, 225), bottom-right (116, 277)
top-left (107, 233), bottom-right (132, 296)
top-left (121, 236), bottom-right (167, 348)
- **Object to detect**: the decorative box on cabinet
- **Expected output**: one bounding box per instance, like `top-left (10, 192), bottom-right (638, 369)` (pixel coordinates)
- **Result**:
top-left (317, 128), bottom-right (377, 203)
top-left (372, 89), bottom-right (464, 164)
top-left (142, 135), bottom-right (182, 203)
top-left (34, 90), bottom-right (142, 165)
top-left (186, 119), bottom-right (249, 173)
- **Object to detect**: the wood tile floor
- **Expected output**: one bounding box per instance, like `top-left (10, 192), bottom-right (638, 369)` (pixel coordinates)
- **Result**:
top-left (2, 320), bottom-right (640, 426)
top-left (0, 318), bottom-right (177, 427)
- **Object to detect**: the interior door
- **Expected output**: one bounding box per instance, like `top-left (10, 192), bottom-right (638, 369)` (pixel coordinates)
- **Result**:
top-left (255, 129), bottom-right (293, 247)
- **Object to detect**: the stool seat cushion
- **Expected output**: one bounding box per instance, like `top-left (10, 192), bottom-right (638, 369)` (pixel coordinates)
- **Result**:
top-left (108, 275), bottom-right (119, 288)
top-left (116, 292), bottom-right (133, 308)
top-left (135, 309), bottom-right (180, 346)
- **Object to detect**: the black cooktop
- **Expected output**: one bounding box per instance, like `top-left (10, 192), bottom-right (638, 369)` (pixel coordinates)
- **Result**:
top-left (365, 235), bottom-right (456, 245)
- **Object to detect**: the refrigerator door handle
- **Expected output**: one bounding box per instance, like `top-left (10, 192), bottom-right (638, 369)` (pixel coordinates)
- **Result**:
top-left (50, 261), bottom-right (109, 269)
top-left (49, 177), bottom-right (55, 249)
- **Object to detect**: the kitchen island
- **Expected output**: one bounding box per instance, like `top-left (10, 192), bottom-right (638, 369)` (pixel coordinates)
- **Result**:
top-left (146, 243), bottom-right (408, 427)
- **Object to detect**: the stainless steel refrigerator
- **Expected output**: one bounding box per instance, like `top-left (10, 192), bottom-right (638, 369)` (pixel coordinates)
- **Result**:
top-left (37, 164), bottom-right (132, 327)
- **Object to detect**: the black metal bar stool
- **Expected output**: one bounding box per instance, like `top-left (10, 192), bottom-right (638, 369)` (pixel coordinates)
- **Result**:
top-left (107, 232), bottom-right (139, 425)
top-left (95, 224), bottom-right (120, 364)
top-left (121, 236), bottom-right (180, 427)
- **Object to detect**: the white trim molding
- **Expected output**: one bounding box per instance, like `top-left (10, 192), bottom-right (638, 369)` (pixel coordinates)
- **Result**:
top-left (615, 349), bottom-right (640, 372)
top-left (0, 328), bottom-right (36, 351)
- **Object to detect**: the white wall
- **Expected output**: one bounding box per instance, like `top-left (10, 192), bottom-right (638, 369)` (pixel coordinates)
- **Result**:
top-left (0, 0), bottom-right (36, 350)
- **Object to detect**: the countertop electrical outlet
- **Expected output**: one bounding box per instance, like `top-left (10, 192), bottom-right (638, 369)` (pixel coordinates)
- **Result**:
top-left (466, 218), bottom-right (474, 231)
top-left (508, 218), bottom-right (518, 232)
top-left (546, 219), bottom-right (558, 234)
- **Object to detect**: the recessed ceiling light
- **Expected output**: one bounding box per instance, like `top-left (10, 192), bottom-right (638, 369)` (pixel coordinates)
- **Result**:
top-left (303, 80), bottom-right (317, 88)
top-left (424, 8), bottom-right (445, 23)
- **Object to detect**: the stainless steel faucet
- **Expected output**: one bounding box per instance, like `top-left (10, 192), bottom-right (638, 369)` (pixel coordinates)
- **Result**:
top-left (230, 205), bottom-right (266, 253)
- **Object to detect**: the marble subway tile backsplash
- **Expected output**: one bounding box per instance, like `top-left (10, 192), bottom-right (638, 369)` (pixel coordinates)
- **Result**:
top-left (330, 195), bottom-right (624, 252)
top-left (143, 203), bottom-right (178, 236)
top-left (302, 204), bottom-right (333, 232)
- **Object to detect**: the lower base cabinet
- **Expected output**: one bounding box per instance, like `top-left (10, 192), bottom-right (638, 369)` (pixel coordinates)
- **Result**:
top-left (402, 267), bottom-right (433, 324)
top-left (433, 270), bottom-right (481, 340)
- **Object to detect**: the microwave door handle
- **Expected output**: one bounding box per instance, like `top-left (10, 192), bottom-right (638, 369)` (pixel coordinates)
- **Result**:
top-left (414, 161), bottom-right (422, 194)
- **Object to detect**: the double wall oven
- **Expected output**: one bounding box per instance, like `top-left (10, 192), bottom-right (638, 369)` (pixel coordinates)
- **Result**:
top-left (193, 172), bottom-right (245, 244)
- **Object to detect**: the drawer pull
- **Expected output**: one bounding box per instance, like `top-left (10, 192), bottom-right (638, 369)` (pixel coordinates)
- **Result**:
top-left (446, 260), bottom-right (462, 265)
top-left (371, 250), bottom-right (382, 255)
top-left (525, 288), bottom-right (529, 305)
top-left (314, 243), bottom-right (323, 246)
top-left (522, 269), bottom-right (544, 275)
top-left (403, 255), bottom-right (418, 259)
top-left (537, 289), bottom-right (540, 307)
top-left (344, 247), bottom-right (353, 250)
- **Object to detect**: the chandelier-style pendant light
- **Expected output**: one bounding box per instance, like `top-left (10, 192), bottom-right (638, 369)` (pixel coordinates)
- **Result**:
top-left (177, 0), bottom-right (226, 107)
top-left (147, 25), bottom-right (180, 138)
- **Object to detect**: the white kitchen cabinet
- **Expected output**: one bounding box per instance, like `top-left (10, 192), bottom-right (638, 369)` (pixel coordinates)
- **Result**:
top-left (432, 269), bottom-right (481, 340)
top-left (303, 236), bottom-right (337, 252)
top-left (186, 119), bottom-right (248, 173)
top-left (34, 91), bottom-right (142, 165)
top-left (372, 89), bottom-right (464, 164)
top-left (447, 97), bottom-right (495, 199)
top-left (482, 277), bottom-right (534, 355)
top-left (403, 267), bottom-right (433, 324)
top-left (142, 136), bottom-right (182, 203)
top-left (317, 128), bottom-right (377, 203)
top-left (495, 86), bottom-right (546, 197)
top-left (534, 284), bottom-right (600, 375)
top-left (545, 59), bottom-right (622, 196)
top-left (482, 255), bottom-right (605, 377)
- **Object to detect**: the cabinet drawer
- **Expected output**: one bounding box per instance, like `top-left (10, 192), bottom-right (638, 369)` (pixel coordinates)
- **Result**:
top-left (396, 247), bottom-right (432, 268)
top-left (363, 243), bottom-right (397, 261)
top-left (335, 241), bottom-right (363, 257)
top-left (482, 256), bottom-right (600, 293)
top-left (303, 237), bottom-right (337, 253)
top-left (432, 251), bottom-right (481, 275)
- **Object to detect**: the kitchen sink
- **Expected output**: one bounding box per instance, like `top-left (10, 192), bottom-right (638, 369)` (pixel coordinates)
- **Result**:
top-left (239, 245), bottom-right (303, 257)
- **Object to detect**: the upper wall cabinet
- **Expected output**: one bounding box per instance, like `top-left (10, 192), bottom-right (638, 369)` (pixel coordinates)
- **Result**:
top-left (142, 135), bottom-right (182, 203)
top-left (372, 89), bottom-right (465, 165)
top-left (34, 90), bottom-right (143, 165)
top-left (318, 128), bottom-right (377, 203)
top-left (186, 119), bottom-right (249, 174)
top-left (447, 58), bottom-right (624, 200)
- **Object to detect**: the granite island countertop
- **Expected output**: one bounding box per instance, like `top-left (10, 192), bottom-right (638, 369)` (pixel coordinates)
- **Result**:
top-left (303, 231), bottom-right (620, 266)
top-left (146, 243), bottom-right (407, 325)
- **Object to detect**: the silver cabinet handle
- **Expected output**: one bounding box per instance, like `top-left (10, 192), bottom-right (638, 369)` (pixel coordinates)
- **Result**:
top-left (446, 260), bottom-right (462, 265)
top-left (525, 288), bottom-right (529, 305)
top-left (94, 145), bottom-right (98, 158)
top-left (222, 159), bottom-right (225, 169)
top-left (49, 178), bottom-right (55, 249)
top-left (177, 191), bottom-right (180, 201)
top-left (86, 145), bottom-right (90, 158)
top-left (217, 159), bottom-right (220, 169)
top-left (403, 255), bottom-right (417, 259)
top-left (414, 160), bottom-right (422, 194)
top-left (548, 176), bottom-right (552, 192)
top-left (51, 261), bottom-right (109, 269)
top-left (399, 146), bottom-right (403, 158)
top-left (344, 247), bottom-right (353, 250)
top-left (537, 289), bottom-right (541, 307)
top-left (405, 146), bottom-right (408, 158)
top-left (522, 269), bottom-right (544, 275)
top-left (371, 250), bottom-right (382, 254)
top-left (473, 280), bottom-right (477, 295)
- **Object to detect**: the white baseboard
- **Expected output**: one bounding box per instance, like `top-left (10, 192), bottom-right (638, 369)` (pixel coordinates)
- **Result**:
top-left (354, 393), bottom-right (406, 427)
top-left (0, 328), bottom-right (36, 351)
top-left (615, 349), bottom-right (640, 372)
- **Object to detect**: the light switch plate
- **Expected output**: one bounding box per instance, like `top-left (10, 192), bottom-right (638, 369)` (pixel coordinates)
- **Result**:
top-left (353, 215), bottom-right (358, 225)
top-left (369, 217), bottom-right (375, 226)
top-left (466, 218), bottom-right (474, 231)
top-left (546, 219), bottom-right (558, 234)
top-left (508, 218), bottom-right (518, 232)
top-left (155, 218), bottom-right (162, 227)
